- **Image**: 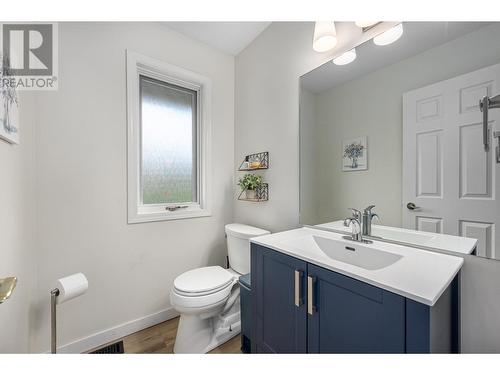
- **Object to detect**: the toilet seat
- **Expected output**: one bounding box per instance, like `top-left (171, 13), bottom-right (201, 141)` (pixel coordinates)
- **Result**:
top-left (174, 266), bottom-right (235, 295)
top-left (171, 266), bottom-right (237, 310)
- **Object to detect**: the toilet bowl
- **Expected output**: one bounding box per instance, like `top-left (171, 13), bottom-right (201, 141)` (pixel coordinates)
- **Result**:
top-left (170, 223), bottom-right (270, 353)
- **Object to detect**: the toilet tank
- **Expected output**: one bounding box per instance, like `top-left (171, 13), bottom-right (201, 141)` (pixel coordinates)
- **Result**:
top-left (225, 223), bottom-right (270, 275)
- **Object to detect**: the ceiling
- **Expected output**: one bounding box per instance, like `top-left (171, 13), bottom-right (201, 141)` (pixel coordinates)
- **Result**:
top-left (301, 22), bottom-right (492, 93)
top-left (164, 22), bottom-right (271, 55)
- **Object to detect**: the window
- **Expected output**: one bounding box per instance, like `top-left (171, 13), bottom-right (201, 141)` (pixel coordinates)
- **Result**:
top-left (140, 76), bottom-right (198, 205)
top-left (127, 51), bottom-right (212, 223)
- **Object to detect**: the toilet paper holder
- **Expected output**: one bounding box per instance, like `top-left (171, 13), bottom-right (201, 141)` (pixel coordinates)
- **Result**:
top-left (50, 288), bottom-right (60, 354)
top-left (50, 273), bottom-right (88, 354)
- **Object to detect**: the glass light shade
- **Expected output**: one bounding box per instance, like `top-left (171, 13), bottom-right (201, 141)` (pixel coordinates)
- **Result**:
top-left (313, 21), bottom-right (337, 52)
top-left (355, 21), bottom-right (378, 28)
top-left (373, 23), bottom-right (404, 46)
top-left (333, 48), bottom-right (357, 65)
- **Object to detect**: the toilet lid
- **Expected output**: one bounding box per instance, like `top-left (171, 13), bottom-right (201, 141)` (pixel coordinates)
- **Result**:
top-left (225, 223), bottom-right (270, 239)
top-left (174, 266), bottom-right (234, 294)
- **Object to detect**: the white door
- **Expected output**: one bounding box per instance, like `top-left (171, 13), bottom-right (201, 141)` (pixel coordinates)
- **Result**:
top-left (403, 63), bottom-right (500, 259)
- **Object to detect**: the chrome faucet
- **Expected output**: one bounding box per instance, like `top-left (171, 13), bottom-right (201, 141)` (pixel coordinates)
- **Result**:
top-left (362, 205), bottom-right (379, 236)
top-left (343, 208), bottom-right (363, 242)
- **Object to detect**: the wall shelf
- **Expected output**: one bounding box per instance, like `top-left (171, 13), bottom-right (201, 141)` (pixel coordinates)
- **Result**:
top-left (238, 151), bottom-right (269, 171)
top-left (238, 183), bottom-right (269, 202)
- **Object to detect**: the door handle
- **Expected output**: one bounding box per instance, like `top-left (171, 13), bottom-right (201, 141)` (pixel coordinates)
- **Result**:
top-left (480, 94), bottom-right (500, 152)
top-left (294, 270), bottom-right (304, 307)
top-left (307, 276), bottom-right (316, 315)
top-left (480, 96), bottom-right (490, 151)
top-left (406, 202), bottom-right (421, 211)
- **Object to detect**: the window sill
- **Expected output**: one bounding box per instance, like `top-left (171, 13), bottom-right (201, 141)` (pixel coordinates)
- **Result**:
top-left (128, 207), bottom-right (212, 224)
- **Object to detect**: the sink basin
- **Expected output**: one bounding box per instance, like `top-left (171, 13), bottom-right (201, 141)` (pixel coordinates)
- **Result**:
top-left (282, 235), bottom-right (403, 271)
top-left (312, 236), bottom-right (402, 270)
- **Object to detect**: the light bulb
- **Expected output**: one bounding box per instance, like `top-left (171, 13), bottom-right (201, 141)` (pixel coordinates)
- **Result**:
top-left (373, 23), bottom-right (404, 46)
top-left (313, 21), bottom-right (337, 52)
top-left (333, 48), bottom-right (357, 65)
top-left (355, 21), bottom-right (378, 28)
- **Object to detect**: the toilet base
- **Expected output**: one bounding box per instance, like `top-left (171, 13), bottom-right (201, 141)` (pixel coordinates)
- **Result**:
top-left (173, 307), bottom-right (241, 353)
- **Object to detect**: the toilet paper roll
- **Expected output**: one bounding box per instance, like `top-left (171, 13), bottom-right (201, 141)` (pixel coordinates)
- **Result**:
top-left (56, 273), bottom-right (88, 304)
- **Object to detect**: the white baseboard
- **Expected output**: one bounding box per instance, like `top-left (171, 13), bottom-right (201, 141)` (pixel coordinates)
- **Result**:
top-left (53, 307), bottom-right (179, 354)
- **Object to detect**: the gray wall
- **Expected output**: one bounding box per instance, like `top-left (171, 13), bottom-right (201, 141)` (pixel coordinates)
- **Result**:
top-left (236, 22), bottom-right (500, 352)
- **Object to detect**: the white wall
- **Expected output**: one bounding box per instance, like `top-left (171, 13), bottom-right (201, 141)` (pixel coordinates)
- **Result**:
top-left (235, 22), bottom-right (500, 352)
top-left (234, 23), bottom-right (332, 232)
top-left (0, 92), bottom-right (37, 353)
top-left (29, 22), bottom-right (234, 353)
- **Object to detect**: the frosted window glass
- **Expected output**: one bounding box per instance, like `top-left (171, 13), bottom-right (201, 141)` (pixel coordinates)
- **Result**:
top-left (140, 76), bottom-right (197, 205)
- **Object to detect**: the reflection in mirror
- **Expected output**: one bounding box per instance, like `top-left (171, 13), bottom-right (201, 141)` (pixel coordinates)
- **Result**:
top-left (300, 22), bottom-right (500, 260)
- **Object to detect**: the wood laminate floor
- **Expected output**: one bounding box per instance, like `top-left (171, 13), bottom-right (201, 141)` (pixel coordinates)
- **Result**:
top-left (94, 317), bottom-right (242, 354)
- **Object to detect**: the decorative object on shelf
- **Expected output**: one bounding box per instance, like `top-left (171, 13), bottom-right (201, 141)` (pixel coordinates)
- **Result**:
top-left (0, 56), bottom-right (20, 144)
top-left (342, 136), bottom-right (368, 171)
top-left (241, 156), bottom-right (250, 170)
top-left (0, 276), bottom-right (17, 304)
top-left (238, 151), bottom-right (269, 171)
top-left (238, 173), bottom-right (263, 200)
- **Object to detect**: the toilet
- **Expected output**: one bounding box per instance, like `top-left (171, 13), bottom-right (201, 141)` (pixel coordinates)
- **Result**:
top-left (170, 223), bottom-right (270, 353)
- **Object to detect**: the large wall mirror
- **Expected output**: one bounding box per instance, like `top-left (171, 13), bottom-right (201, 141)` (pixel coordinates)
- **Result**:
top-left (300, 22), bottom-right (500, 260)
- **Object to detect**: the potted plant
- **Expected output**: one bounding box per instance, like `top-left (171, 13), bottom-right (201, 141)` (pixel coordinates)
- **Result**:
top-left (238, 173), bottom-right (263, 200)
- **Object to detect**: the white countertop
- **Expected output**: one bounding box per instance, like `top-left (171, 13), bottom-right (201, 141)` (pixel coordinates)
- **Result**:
top-left (251, 227), bottom-right (464, 306)
top-left (316, 221), bottom-right (477, 255)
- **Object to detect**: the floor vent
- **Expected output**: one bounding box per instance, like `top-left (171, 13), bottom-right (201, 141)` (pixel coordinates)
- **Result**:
top-left (90, 340), bottom-right (125, 354)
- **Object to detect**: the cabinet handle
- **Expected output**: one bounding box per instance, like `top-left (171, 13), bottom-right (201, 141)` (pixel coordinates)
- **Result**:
top-left (307, 276), bottom-right (316, 315)
top-left (294, 270), bottom-right (303, 307)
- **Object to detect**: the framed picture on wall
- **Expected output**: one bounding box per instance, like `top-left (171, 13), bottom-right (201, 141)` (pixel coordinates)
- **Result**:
top-left (0, 56), bottom-right (20, 145)
top-left (342, 136), bottom-right (367, 171)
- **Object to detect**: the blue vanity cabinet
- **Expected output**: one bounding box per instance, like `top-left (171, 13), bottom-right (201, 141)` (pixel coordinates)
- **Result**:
top-left (307, 263), bottom-right (405, 353)
top-left (251, 243), bottom-right (458, 354)
top-left (251, 244), bottom-right (307, 353)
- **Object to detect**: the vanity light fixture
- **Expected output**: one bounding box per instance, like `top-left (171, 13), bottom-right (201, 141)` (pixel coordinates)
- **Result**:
top-left (373, 23), bottom-right (404, 46)
top-left (333, 48), bottom-right (357, 65)
top-left (355, 21), bottom-right (379, 28)
top-left (313, 21), bottom-right (337, 52)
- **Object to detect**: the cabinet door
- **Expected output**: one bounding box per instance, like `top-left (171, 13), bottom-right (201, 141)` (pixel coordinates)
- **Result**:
top-left (251, 244), bottom-right (307, 353)
top-left (307, 264), bottom-right (405, 353)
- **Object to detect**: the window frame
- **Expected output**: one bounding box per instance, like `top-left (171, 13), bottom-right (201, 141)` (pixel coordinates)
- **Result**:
top-left (126, 50), bottom-right (212, 223)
